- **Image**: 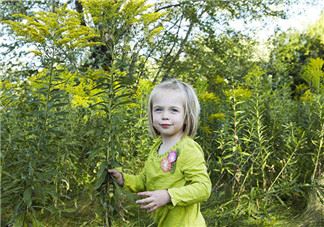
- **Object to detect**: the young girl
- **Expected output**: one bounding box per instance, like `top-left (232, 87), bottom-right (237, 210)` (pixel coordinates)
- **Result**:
top-left (109, 79), bottom-right (211, 226)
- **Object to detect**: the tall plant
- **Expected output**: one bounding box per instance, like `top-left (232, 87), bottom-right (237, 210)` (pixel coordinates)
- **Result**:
top-left (1, 6), bottom-right (102, 225)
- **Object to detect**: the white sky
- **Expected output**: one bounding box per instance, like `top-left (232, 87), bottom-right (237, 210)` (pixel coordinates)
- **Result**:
top-left (229, 1), bottom-right (324, 42)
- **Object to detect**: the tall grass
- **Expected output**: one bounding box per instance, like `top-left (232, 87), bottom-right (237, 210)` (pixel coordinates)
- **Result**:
top-left (200, 69), bottom-right (323, 226)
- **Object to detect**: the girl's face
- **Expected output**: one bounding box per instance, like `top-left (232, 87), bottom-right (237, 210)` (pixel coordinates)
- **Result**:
top-left (152, 89), bottom-right (186, 140)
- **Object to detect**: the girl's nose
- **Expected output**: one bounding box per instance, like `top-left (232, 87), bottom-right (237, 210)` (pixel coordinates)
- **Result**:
top-left (162, 111), bottom-right (169, 120)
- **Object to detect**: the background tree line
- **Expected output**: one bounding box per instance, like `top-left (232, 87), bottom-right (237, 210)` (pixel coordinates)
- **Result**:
top-left (0, 0), bottom-right (323, 226)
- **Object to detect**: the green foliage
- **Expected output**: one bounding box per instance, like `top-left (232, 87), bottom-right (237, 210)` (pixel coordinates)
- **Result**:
top-left (201, 65), bottom-right (324, 226)
top-left (308, 12), bottom-right (324, 45)
top-left (268, 15), bottom-right (324, 95)
top-left (79, 0), bottom-right (165, 74)
top-left (301, 57), bottom-right (324, 92)
top-left (3, 7), bottom-right (100, 47)
top-left (194, 54), bottom-right (323, 226)
top-left (1, 67), bottom-right (72, 225)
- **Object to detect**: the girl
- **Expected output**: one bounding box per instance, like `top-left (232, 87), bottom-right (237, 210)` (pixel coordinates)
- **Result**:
top-left (109, 79), bottom-right (211, 227)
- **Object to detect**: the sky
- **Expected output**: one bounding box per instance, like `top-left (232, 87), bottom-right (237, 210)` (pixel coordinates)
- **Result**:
top-left (229, 0), bottom-right (324, 42)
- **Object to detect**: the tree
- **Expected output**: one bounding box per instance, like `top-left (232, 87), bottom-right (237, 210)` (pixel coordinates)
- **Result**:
top-left (267, 12), bottom-right (324, 95)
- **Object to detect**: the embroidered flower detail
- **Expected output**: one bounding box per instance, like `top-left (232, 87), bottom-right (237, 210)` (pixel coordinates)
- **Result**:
top-left (161, 150), bottom-right (179, 173)
top-left (161, 157), bottom-right (172, 172)
top-left (168, 151), bottom-right (177, 163)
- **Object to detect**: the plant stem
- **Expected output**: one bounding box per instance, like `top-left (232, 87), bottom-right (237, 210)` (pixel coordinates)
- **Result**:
top-left (312, 121), bottom-right (323, 183)
top-left (268, 131), bottom-right (305, 192)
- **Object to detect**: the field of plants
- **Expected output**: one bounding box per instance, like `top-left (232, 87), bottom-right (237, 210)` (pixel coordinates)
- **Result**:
top-left (1, 0), bottom-right (323, 226)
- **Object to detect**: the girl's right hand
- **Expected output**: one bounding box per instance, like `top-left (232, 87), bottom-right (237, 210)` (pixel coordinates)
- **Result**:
top-left (108, 169), bottom-right (124, 186)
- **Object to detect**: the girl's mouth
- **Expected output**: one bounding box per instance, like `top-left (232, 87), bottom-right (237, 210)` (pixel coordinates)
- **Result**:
top-left (160, 124), bottom-right (171, 128)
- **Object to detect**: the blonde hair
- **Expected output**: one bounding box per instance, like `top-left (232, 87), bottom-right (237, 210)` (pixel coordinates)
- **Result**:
top-left (148, 79), bottom-right (200, 138)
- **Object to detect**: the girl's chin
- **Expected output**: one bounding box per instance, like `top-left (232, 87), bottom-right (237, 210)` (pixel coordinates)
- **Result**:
top-left (160, 132), bottom-right (184, 138)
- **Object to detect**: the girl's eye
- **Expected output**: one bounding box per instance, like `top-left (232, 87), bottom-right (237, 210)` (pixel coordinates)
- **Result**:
top-left (171, 108), bottom-right (179, 112)
top-left (154, 108), bottom-right (162, 112)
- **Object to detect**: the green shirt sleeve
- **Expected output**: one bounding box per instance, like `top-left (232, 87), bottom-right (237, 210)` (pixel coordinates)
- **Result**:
top-left (167, 143), bottom-right (211, 207)
top-left (123, 168), bottom-right (146, 193)
top-left (122, 140), bottom-right (160, 193)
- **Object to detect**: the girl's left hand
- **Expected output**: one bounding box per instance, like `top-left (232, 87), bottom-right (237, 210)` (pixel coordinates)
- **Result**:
top-left (136, 190), bottom-right (171, 212)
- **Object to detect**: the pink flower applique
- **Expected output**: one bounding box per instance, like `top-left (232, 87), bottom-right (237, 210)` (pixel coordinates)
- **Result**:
top-left (161, 157), bottom-right (172, 172)
top-left (161, 150), bottom-right (179, 173)
top-left (168, 151), bottom-right (177, 163)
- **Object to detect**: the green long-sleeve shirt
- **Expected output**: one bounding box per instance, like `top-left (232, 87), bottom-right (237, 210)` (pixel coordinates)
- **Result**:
top-left (123, 136), bottom-right (212, 227)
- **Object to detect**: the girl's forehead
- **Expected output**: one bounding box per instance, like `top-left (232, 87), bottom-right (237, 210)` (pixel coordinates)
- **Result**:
top-left (152, 88), bottom-right (186, 105)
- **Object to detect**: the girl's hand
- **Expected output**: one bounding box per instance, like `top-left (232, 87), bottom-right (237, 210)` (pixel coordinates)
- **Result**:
top-left (136, 190), bottom-right (171, 212)
top-left (108, 169), bottom-right (124, 186)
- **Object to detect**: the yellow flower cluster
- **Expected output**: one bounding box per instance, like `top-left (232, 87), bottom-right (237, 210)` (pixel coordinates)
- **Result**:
top-left (208, 113), bottom-right (225, 121)
top-left (214, 75), bottom-right (225, 84)
top-left (300, 90), bottom-right (315, 102)
top-left (0, 80), bottom-right (15, 90)
top-left (199, 91), bottom-right (219, 103)
top-left (225, 87), bottom-right (252, 100)
top-left (59, 73), bottom-right (103, 108)
top-left (71, 95), bottom-right (91, 108)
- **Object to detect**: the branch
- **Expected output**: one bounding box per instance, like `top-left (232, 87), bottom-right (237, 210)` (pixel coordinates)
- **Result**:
top-left (155, 3), bottom-right (181, 12)
top-left (153, 15), bottom-right (184, 82)
top-left (161, 7), bottom-right (206, 79)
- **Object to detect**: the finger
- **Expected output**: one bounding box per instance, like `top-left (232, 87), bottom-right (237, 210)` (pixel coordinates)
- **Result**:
top-left (108, 172), bottom-right (117, 178)
top-left (148, 204), bottom-right (158, 213)
top-left (108, 170), bottom-right (119, 177)
top-left (108, 169), bottom-right (115, 174)
top-left (141, 202), bottom-right (156, 210)
top-left (108, 169), bottom-right (118, 173)
top-left (137, 191), bottom-right (152, 197)
top-left (136, 197), bottom-right (153, 204)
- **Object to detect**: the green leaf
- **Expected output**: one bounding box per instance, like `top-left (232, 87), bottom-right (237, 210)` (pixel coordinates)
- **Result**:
top-left (62, 208), bottom-right (78, 213)
top-left (23, 187), bottom-right (32, 208)
top-left (222, 154), bottom-right (233, 160)
top-left (94, 162), bottom-right (108, 190)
